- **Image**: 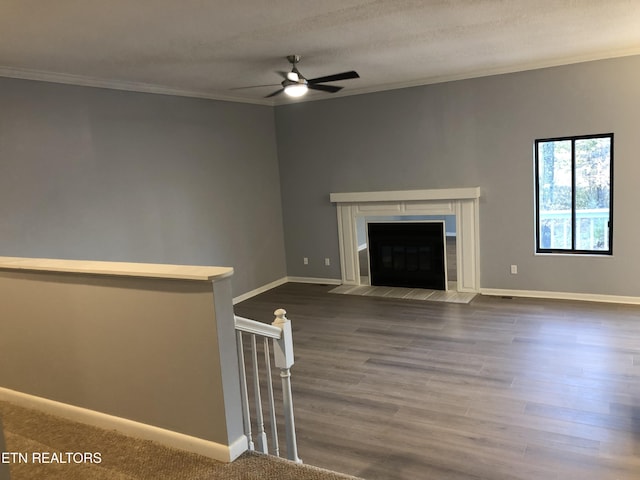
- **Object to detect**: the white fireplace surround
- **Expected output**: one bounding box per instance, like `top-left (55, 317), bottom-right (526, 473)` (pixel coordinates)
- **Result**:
top-left (330, 187), bottom-right (481, 293)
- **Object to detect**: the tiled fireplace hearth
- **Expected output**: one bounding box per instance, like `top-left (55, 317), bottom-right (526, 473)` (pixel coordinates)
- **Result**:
top-left (330, 188), bottom-right (480, 293)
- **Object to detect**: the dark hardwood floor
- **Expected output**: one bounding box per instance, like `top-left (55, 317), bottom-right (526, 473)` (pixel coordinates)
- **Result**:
top-left (234, 283), bottom-right (640, 480)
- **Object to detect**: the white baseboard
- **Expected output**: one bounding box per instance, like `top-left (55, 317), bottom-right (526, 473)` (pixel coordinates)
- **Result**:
top-left (0, 387), bottom-right (247, 462)
top-left (286, 276), bottom-right (342, 285)
top-left (232, 277), bottom-right (288, 305)
top-left (233, 280), bottom-right (640, 306)
top-left (481, 288), bottom-right (640, 305)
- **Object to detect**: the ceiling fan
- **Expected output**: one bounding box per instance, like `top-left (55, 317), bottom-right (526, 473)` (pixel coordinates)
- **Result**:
top-left (265, 55), bottom-right (360, 98)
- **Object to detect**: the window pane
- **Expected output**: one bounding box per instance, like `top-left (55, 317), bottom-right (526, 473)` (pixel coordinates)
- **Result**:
top-left (575, 138), bottom-right (611, 251)
top-left (538, 140), bottom-right (572, 249)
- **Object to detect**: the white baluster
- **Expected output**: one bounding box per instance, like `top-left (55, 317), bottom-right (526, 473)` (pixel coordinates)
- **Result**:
top-left (250, 334), bottom-right (268, 453)
top-left (263, 337), bottom-right (280, 457)
top-left (272, 309), bottom-right (301, 463)
top-left (235, 331), bottom-right (254, 451)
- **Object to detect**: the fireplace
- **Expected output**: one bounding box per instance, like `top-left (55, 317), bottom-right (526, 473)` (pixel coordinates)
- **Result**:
top-left (330, 187), bottom-right (480, 293)
top-left (368, 222), bottom-right (446, 289)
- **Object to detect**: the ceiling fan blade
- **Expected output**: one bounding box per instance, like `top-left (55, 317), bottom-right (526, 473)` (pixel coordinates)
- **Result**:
top-left (265, 88), bottom-right (285, 98)
top-left (230, 83), bottom-right (280, 91)
top-left (308, 84), bottom-right (343, 94)
top-left (307, 71), bottom-right (359, 84)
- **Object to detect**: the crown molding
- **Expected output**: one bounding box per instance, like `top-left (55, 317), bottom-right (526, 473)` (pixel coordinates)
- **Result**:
top-left (3, 48), bottom-right (640, 107)
top-left (0, 66), bottom-right (273, 106)
top-left (272, 48), bottom-right (640, 105)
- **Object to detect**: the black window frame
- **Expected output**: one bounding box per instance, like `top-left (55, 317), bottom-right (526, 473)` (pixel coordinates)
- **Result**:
top-left (534, 133), bottom-right (614, 255)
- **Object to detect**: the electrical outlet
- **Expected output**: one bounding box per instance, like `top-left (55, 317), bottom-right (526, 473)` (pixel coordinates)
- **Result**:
top-left (303, 257), bottom-right (308, 265)
top-left (510, 265), bottom-right (518, 274)
top-left (324, 258), bottom-right (330, 266)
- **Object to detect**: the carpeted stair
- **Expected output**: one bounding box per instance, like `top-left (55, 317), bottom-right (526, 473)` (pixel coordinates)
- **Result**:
top-left (0, 401), bottom-right (364, 480)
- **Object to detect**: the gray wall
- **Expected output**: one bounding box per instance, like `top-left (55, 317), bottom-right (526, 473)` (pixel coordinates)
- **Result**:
top-left (0, 77), bottom-right (286, 296)
top-left (2, 56), bottom-right (639, 298)
top-left (276, 55), bottom-right (640, 296)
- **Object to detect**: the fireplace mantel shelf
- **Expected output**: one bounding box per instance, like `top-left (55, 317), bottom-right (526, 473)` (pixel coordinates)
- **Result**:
top-left (330, 187), bottom-right (480, 204)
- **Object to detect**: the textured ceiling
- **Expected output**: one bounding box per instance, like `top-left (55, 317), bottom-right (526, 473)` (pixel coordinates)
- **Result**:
top-left (1, 1), bottom-right (640, 105)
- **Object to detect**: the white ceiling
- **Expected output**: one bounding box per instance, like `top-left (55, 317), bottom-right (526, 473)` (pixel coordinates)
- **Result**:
top-left (2, 1), bottom-right (640, 105)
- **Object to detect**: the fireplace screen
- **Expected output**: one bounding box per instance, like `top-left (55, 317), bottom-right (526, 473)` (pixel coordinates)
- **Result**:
top-left (367, 222), bottom-right (446, 290)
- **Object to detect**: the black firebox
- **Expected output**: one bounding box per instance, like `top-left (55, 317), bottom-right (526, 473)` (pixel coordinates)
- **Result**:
top-left (367, 222), bottom-right (446, 290)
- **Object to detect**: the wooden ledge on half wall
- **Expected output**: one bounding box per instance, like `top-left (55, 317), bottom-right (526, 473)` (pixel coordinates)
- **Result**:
top-left (0, 256), bottom-right (233, 282)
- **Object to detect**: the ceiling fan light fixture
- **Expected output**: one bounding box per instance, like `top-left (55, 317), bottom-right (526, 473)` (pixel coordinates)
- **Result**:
top-left (284, 83), bottom-right (308, 97)
top-left (286, 66), bottom-right (301, 81)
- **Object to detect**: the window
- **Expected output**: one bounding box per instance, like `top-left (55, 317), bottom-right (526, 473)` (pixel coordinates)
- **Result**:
top-left (535, 133), bottom-right (613, 254)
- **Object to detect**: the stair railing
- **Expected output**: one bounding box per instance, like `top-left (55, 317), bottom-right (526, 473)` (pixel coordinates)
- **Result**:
top-left (234, 309), bottom-right (300, 463)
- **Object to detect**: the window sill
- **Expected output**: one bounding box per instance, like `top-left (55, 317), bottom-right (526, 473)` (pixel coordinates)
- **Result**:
top-left (534, 252), bottom-right (613, 258)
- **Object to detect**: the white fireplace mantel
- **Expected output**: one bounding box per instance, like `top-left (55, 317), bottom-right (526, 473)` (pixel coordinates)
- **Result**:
top-left (330, 187), bottom-right (480, 292)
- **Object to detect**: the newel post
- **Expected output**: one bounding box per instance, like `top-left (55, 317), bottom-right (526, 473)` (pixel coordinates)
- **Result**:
top-left (272, 309), bottom-right (301, 463)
